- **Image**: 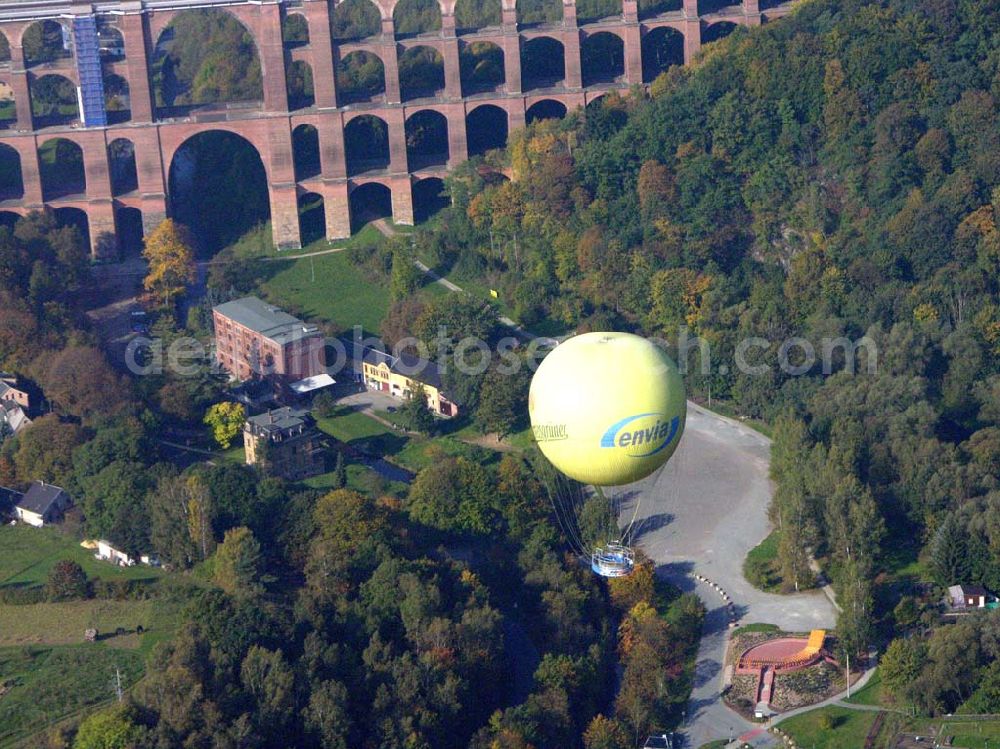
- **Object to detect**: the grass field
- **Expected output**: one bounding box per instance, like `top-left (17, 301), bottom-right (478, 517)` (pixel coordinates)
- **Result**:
top-left (0, 591), bottom-right (186, 747)
top-left (315, 408), bottom-right (499, 475)
top-left (780, 706), bottom-right (879, 749)
top-left (0, 644), bottom-right (145, 747)
top-left (845, 668), bottom-right (887, 707)
top-left (303, 461), bottom-right (409, 497)
top-left (259, 250), bottom-right (391, 336)
top-left (0, 526), bottom-right (163, 590)
top-left (0, 599), bottom-right (156, 647)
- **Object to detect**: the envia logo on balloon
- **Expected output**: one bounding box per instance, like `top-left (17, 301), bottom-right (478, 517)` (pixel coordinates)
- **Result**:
top-left (600, 413), bottom-right (681, 458)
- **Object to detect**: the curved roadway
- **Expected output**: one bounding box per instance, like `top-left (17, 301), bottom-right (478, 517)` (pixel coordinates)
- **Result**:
top-left (624, 403), bottom-right (839, 747)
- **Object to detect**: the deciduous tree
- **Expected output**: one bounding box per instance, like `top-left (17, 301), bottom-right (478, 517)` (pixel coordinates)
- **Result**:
top-left (143, 219), bottom-right (196, 305)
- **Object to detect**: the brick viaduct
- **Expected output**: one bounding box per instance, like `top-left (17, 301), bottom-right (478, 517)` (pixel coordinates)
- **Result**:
top-left (0, 0), bottom-right (792, 256)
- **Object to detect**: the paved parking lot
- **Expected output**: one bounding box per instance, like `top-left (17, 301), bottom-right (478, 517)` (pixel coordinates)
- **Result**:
top-left (623, 404), bottom-right (839, 747)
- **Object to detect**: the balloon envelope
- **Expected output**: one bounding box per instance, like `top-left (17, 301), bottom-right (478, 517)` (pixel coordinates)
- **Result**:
top-left (528, 332), bottom-right (686, 486)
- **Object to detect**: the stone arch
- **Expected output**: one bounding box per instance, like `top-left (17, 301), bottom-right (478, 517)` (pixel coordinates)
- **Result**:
top-left (581, 31), bottom-right (624, 86)
top-left (0, 211), bottom-right (20, 233)
top-left (349, 181), bottom-right (392, 232)
top-left (406, 109), bottom-right (449, 169)
top-left (104, 73), bottom-right (131, 123)
top-left (116, 206), bottom-right (144, 256)
top-left (108, 138), bottom-right (138, 196)
top-left (167, 129), bottom-right (271, 254)
top-left (336, 50), bottom-right (386, 105)
top-left (344, 114), bottom-right (390, 175)
top-left (638, 0), bottom-right (681, 19)
top-left (466, 103), bottom-right (507, 156)
top-left (521, 36), bottom-right (565, 91)
top-left (413, 176), bottom-right (448, 222)
top-left (460, 40), bottom-right (504, 94)
top-left (576, 0), bottom-right (623, 25)
top-left (0, 30), bottom-right (10, 63)
top-left (526, 98), bottom-right (566, 124)
top-left (53, 207), bottom-right (90, 255)
top-left (97, 22), bottom-right (125, 61)
top-left (0, 75), bottom-right (15, 128)
top-left (584, 91), bottom-right (627, 137)
top-left (39, 138), bottom-right (85, 200)
top-left (703, 20), bottom-right (738, 44)
top-left (287, 60), bottom-right (315, 109)
top-left (293, 123), bottom-right (321, 180)
top-left (0, 143), bottom-right (23, 200)
top-left (31, 73), bottom-right (79, 126)
top-left (393, 0), bottom-right (442, 36)
top-left (22, 20), bottom-right (71, 66)
top-left (454, 0), bottom-right (501, 31)
top-left (298, 191), bottom-right (324, 244)
top-left (516, 0), bottom-right (562, 26)
top-left (152, 9), bottom-right (263, 114)
top-left (332, 0), bottom-right (382, 41)
top-left (641, 26), bottom-right (683, 82)
top-left (283, 13), bottom-right (310, 46)
top-left (398, 45), bottom-right (445, 101)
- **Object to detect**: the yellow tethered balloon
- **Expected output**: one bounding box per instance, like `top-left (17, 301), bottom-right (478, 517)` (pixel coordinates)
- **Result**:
top-left (528, 332), bottom-right (686, 576)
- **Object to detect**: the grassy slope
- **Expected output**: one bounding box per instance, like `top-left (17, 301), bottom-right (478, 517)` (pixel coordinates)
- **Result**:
top-left (0, 526), bottom-right (164, 589)
top-left (780, 706), bottom-right (879, 749)
top-left (0, 599), bottom-right (156, 647)
top-left (259, 250), bottom-right (391, 336)
top-left (0, 645), bottom-right (144, 747)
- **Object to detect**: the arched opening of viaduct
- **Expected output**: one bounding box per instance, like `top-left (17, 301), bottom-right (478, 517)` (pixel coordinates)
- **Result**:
top-left (0, 0), bottom-right (788, 255)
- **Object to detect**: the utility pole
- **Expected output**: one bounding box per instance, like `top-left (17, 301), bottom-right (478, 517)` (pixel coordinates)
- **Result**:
top-left (114, 667), bottom-right (123, 702)
top-left (846, 651), bottom-right (851, 699)
top-left (310, 256), bottom-right (315, 283)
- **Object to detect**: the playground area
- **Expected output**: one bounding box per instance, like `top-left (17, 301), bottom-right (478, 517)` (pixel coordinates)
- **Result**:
top-left (733, 630), bottom-right (836, 717)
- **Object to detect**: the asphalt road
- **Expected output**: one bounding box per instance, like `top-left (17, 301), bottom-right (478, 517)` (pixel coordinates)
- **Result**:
top-left (620, 403), bottom-right (839, 747)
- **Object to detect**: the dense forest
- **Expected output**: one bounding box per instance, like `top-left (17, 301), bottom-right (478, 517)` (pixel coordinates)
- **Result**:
top-left (0, 210), bottom-right (703, 747)
top-left (371, 0), bottom-right (1000, 713)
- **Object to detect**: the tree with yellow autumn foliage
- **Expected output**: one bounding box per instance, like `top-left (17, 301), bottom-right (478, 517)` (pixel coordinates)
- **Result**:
top-left (142, 219), bottom-right (197, 305)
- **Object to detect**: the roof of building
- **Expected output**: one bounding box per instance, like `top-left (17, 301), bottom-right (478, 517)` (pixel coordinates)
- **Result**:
top-left (290, 374), bottom-right (336, 394)
top-left (0, 402), bottom-right (31, 434)
top-left (214, 297), bottom-right (320, 346)
top-left (0, 486), bottom-right (23, 509)
top-left (246, 406), bottom-right (314, 435)
top-left (362, 348), bottom-right (446, 393)
top-left (16, 482), bottom-right (68, 516)
top-left (952, 584), bottom-right (989, 597)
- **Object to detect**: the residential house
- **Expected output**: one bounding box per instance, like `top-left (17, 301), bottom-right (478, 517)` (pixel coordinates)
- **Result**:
top-left (0, 375), bottom-right (30, 410)
top-left (361, 348), bottom-right (459, 417)
top-left (96, 540), bottom-right (135, 567)
top-left (0, 401), bottom-right (31, 436)
top-left (949, 584), bottom-right (991, 610)
top-left (244, 407), bottom-right (325, 480)
top-left (14, 482), bottom-right (71, 527)
top-left (213, 297), bottom-right (327, 387)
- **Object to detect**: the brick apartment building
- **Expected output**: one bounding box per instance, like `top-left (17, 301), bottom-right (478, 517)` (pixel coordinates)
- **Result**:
top-left (213, 297), bottom-right (326, 384)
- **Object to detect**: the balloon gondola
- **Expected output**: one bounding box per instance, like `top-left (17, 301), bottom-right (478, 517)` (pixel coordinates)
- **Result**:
top-left (528, 332), bottom-right (686, 578)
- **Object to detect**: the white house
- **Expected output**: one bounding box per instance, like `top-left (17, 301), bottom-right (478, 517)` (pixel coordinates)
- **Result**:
top-left (949, 584), bottom-right (990, 609)
top-left (14, 482), bottom-right (70, 527)
top-left (96, 540), bottom-right (135, 567)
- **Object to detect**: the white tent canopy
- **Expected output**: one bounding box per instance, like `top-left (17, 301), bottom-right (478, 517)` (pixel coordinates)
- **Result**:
top-left (289, 374), bottom-right (336, 394)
